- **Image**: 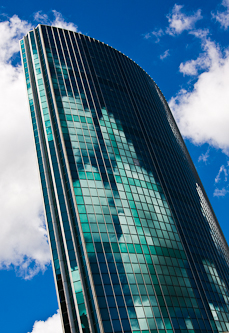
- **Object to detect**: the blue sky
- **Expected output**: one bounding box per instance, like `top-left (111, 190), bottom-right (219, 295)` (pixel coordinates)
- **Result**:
top-left (0, 1), bottom-right (228, 332)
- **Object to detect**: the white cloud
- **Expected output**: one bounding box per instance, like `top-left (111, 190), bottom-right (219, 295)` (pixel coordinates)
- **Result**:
top-left (190, 28), bottom-right (209, 39)
top-left (166, 4), bottom-right (202, 35)
top-left (149, 29), bottom-right (164, 43)
top-left (0, 15), bottom-right (31, 62)
top-left (215, 165), bottom-right (228, 183)
top-left (28, 311), bottom-right (62, 333)
top-left (143, 32), bottom-right (151, 40)
top-left (0, 12), bottom-right (79, 278)
top-left (143, 29), bottom-right (164, 43)
top-left (179, 53), bottom-right (210, 76)
top-left (34, 11), bottom-right (49, 24)
top-left (0, 15), bottom-right (50, 279)
top-left (169, 32), bottom-right (229, 155)
top-left (213, 187), bottom-right (229, 197)
top-left (179, 29), bottom-right (221, 76)
top-left (198, 148), bottom-right (210, 163)
top-left (160, 49), bottom-right (170, 60)
top-left (34, 10), bottom-right (79, 32)
top-left (212, 0), bottom-right (229, 29)
top-left (144, 4), bottom-right (202, 42)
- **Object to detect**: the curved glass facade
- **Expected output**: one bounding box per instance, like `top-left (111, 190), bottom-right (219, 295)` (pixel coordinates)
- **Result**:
top-left (20, 25), bottom-right (229, 333)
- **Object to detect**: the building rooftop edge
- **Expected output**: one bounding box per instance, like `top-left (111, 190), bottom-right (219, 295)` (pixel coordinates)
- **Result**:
top-left (20, 24), bottom-right (163, 95)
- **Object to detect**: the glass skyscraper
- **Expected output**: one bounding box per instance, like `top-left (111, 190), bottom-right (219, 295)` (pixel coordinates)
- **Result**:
top-left (20, 25), bottom-right (229, 333)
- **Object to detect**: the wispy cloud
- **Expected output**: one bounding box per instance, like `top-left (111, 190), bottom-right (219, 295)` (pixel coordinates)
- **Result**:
top-left (34, 10), bottom-right (79, 32)
top-left (34, 11), bottom-right (49, 24)
top-left (212, 0), bottom-right (229, 29)
top-left (144, 4), bottom-right (202, 42)
top-left (143, 32), bottom-right (151, 40)
top-left (0, 12), bottom-right (79, 279)
top-left (166, 4), bottom-right (202, 36)
top-left (28, 310), bottom-right (62, 333)
top-left (198, 148), bottom-right (210, 163)
top-left (215, 165), bottom-right (228, 183)
top-left (144, 28), bottom-right (164, 43)
top-left (160, 49), bottom-right (170, 60)
top-left (213, 187), bottom-right (229, 197)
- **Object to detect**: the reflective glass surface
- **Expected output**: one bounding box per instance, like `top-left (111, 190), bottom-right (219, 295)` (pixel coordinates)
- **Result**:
top-left (20, 25), bottom-right (229, 333)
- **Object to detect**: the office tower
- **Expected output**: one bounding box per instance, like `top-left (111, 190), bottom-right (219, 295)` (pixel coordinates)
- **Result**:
top-left (20, 25), bottom-right (229, 333)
